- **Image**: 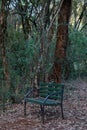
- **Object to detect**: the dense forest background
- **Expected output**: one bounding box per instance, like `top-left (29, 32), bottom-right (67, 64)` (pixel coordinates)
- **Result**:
top-left (0, 0), bottom-right (87, 108)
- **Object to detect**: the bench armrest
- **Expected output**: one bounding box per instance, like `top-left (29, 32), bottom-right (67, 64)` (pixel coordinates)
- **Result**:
top-left (24, 88), bottom-right (33, 99)
top-left (43, 92), bottom-right (59, 104)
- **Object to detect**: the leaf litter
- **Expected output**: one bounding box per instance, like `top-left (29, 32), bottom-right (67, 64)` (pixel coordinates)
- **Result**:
top-left (0, 78), bottom-right (87, 130)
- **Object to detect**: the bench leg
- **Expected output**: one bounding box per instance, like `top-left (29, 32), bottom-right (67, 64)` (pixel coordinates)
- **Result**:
top-left (61, 104), bottom-right (64, 119)
top-left (40, 105), bottom-right (45, 124)
top-left (24, 100), bottom-right (26, 116)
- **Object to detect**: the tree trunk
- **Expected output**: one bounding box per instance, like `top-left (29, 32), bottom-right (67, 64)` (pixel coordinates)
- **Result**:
top-left (50, 0), bottom-right (72, 82)
top-left (44, 0), bottom-right (51, 29)
top-left (0, 0), bottom-right (10, 84)
top-left (21, 15), bottom-right (31, 39)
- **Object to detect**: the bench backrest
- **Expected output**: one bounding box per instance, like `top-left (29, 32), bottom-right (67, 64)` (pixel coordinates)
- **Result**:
top-left (39, 82), bottom-right (64, 101)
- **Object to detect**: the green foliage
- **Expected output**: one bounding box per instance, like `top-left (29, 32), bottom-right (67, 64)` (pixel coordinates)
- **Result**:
top-left (69, 30), bottom-right (87, 60)
top-left (0, 80), bottom-right (10, 111)
top-left (67, 29), bottom-right (87, 78)
top-left (1, 26), bottom-right (56, 103)
top-left (1, 25), bottom-right (86, 104)
top-left (0, 1), bottom-right (1, 9)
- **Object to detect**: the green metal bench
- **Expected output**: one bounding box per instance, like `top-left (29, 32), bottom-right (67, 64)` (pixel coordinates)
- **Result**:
top-left (24, 82), bottom-right (64, 123)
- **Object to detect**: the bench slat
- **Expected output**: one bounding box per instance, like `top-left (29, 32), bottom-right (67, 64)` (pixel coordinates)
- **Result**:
top-left (26, 97), bottom-right (61, 105)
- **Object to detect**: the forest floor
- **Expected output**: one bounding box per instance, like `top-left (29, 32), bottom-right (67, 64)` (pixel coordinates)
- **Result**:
top-left (0, 78), bottom-right (87, 130)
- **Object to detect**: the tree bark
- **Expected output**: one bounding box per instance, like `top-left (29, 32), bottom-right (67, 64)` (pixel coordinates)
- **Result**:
top-left (50, 0), bottom-right (72, 82)
top-left (0, 0), bottom-right (10, 84)
top-left (44, 0), bottom-right (51, 29)
top-left (21, 15), bottom-right (31, 39)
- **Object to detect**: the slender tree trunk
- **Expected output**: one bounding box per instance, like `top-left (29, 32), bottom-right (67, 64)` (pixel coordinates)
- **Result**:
top-left (18, 0), bottom-right (31, 40)
top-left (37, 1), bottom-right (52, 84)
top-left (50, 0), bottom-right (72, 82)
top-left (44, 0), bottom-right (51, 29)
top-left (21, 15), bottom-right (31, 39)
top-left (75, 2), bottom-right (86, 30)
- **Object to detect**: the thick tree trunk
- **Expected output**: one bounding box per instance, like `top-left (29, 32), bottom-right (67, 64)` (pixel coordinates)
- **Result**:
top-left (50, 0), bottom-right (72, 82)
top-left (0, 0), bottom-right (10, 84)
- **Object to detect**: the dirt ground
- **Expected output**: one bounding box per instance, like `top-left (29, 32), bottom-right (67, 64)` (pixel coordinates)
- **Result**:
top-left (0, 79), bottom-right (87, 130)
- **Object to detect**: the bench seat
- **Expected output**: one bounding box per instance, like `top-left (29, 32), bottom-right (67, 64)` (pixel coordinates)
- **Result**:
top-left (26, 97), bottom-right (61, 106)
